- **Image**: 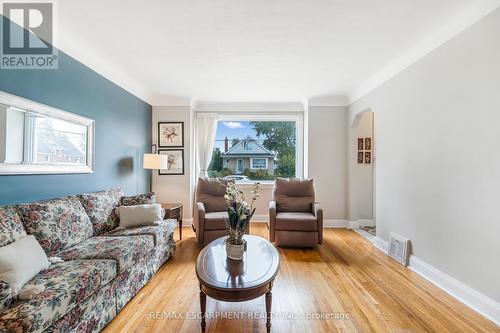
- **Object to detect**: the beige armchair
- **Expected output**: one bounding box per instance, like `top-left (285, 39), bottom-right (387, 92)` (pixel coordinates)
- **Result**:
top-left (194, 178), bottom-right (250, 246)
top-left (269, 178), bottom-right (323, 247)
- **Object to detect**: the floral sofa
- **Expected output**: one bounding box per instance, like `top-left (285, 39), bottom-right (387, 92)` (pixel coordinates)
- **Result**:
top-left (0, 189), bottom-right (176, 333)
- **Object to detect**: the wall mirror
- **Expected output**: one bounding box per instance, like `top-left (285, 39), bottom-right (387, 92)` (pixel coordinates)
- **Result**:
top-left (0, 91), bottom-right (95, 175)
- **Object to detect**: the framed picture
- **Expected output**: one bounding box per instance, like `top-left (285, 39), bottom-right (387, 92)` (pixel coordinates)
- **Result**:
top-left (365, 138), bottom-right (371, 150)
top-left (158, 149), bottom-right (184, 175)
top-left (158, 122), bottom-right (184, 147)
top-left (357, 152), bottom-right (364, 164)
top-left (365, 152), bottom-right (371, 164)
top-left (357, 138), bottom-right (364, 150)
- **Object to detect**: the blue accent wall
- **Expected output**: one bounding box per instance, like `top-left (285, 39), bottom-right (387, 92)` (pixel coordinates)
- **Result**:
top-left (0, 21), bottom-right (152, 204)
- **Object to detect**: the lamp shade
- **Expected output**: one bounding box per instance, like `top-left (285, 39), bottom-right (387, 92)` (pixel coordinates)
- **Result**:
top-left (143, 153), bottom-right (168, 170)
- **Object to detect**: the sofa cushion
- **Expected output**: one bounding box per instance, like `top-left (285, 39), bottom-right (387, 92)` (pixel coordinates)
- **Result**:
top-left (102, 219), bottom-right (176, 246)
top-left (55, 235), bottom-right (154, 273)
top-left (120, 192), bottom-right (156, 206)
top-left (0, 206), bottom-right (27, 247)
top-left (204, 211), bottom-right (229, 230)
top-left (0, 259), bottom-right (116, 333)
top-left (196, 177), bottom-right (228, 212)
top-left (273, 178), bottom-right (315, 213)
top-left (103, 220), bottom-right (176, 272)
top-left (17, 197), bottom-right (94, 256)
top-left (0, 281), bottom-right (12, 311)
top-left (275, 212), bottom-right (318, 231)
top-left (78, 188), bottom-right (123, 235)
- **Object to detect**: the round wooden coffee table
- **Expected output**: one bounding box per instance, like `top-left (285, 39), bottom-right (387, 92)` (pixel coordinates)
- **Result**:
top-left (195, 235), bottom-right (280, 332)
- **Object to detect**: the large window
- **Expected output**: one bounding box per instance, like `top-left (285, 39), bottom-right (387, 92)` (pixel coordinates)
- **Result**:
top-left (208, 120), bottom-right (298, 182)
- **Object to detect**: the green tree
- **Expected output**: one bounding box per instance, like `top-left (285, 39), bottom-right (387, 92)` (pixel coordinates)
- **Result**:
top-left (250, 121), bottom-right (296, 177)
top-left (208, 147), bottom-right (223, 171)
top-left (275, 152), bottom-right (295, 177)
top-left (231, 138), bottom-right (240, 147)
top-left (250, 122), bottom-right (296, 156)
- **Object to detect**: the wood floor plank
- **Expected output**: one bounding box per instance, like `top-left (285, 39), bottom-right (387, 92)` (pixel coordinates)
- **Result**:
top-left (102, 224), bottom-right (499, 333)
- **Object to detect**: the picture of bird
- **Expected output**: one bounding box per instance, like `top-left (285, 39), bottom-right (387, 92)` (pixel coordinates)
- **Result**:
top-left (163, 127), bottom-right (178, 143)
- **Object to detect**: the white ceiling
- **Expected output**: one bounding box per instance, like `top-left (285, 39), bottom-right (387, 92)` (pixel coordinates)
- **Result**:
top-left (56, 0), bottom-right (500, 105)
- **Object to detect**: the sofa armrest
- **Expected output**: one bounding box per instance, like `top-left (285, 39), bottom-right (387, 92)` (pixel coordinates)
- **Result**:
top-left (269, 201), bottom-right (277, 242)
top-left (194, 202), bottom-right (206, 245)
top-left (314, 202), bottom-right (323, 244)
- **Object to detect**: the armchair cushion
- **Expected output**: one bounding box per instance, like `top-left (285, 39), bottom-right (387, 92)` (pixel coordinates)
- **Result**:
top-left (275, 212), bottom-right (318, 231)
top-left (204, 211), bottom-right (229, 230)
top-left (273, 178), bottom-right (315, 212)
top-left (196, 178), bottom-right (228, 212)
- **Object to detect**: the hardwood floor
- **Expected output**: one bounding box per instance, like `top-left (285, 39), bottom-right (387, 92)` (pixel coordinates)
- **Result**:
top-left (103, 224), bottom-right (499, 333)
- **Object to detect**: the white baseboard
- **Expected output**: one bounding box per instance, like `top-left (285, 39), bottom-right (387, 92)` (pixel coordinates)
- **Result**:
top-left (371, 237), bottom-right (500, 326)
top-left (252, 214), bottom-right (269, 223)
top-left (408, 256), bottom-right (500, 326)
top-left (373, 236), bottom-right (389, 252)
top-left (324, 219), bottom-right (348, 228)
top-left (348, 219), bottom-right (375, 229)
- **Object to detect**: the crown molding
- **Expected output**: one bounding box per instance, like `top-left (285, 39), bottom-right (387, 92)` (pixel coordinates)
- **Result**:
top-left (191, 100), bottom-right (305, 113)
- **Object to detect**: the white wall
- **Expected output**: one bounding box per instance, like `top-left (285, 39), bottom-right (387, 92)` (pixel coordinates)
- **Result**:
top-left (349, 8), bottom-right (500, 303)
top-left (348, 111), bottom-right (374, 222)
top-left (308, 106), bottom-right (347, 220)
top-left (152, 106), bottom-right (193, 219)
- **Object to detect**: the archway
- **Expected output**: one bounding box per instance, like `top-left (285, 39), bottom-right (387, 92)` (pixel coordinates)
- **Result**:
top-left (348, 109), bottom-right (376, 237)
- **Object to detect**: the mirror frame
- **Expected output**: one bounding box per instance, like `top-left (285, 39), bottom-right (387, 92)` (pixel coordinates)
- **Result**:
top-left (0, 91), bottom-right (95, 175)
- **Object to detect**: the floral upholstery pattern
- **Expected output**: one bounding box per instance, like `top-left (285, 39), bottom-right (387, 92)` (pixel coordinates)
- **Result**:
top-left (0, 206), bottom-right (27, 247)
top-left (0, 281), bottom-right (12, 311)
top-left (120, 192), bottom-right (156, 206)
top-left (103, 219), bottom-right (177, 271)
top-left (78, 188), bottom-right (123, 235)
top-left (115, 261), bottom-right (154, 311)
top-left (2, 189), bottom-right (176, 333)
top-left (56, 235), bottom-right (154, 273)
top-left (103, 219), bottom-right (176, 246)
top-left (45, 282), bottom-right (116, 333)
top-left (17, 197), bottom-right (94, 255)
top-left (0, 260), bottom-right (116, 333)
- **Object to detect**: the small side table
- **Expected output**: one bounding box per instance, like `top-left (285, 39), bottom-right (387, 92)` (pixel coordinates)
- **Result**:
top-left (161, 203), bottom-right (183, 240)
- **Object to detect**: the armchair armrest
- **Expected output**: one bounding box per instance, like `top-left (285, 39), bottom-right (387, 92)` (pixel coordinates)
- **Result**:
top-left (195, 202), bottom-right (206, 245)
top-left (313, 202), bottom-right (323, 244)
top-left (269, 201), bottom-right (277, 242)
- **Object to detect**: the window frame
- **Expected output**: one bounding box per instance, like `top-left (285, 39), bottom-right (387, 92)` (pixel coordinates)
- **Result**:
top-left (250, 157), bottom-right (268, 170)
top-left (0, 91), bottom-right (95, 175)
top-left (216, 113), bottom-right (304, 181)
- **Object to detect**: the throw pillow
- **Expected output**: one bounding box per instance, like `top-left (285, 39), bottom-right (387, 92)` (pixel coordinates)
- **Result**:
top-left (118, 204), bottom-right (163, 228)
top-left (0, 235), bottom-right (50, 296)
top-left (120, 192), bottom-right (156, 206)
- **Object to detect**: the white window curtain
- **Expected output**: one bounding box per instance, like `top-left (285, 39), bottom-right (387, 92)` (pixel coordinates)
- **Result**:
top-left (195, 112), bottom-right (219, 177)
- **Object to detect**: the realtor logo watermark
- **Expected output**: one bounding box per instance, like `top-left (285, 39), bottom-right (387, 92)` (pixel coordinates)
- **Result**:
top-left (1, 0), bottom-right (58, 69)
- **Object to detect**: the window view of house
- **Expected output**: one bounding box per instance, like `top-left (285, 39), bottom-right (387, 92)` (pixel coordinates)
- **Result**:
top-left (35, 117), bottom-right (87, 165)
top-left (208, 121), bottom-right (296, 182)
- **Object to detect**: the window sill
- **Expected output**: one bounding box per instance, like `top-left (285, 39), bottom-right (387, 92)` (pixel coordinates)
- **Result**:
top-left (234, 181), bottom-right (275, 187)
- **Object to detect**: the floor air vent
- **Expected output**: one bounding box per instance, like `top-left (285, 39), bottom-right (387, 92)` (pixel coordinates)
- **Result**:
top-left (388, 233), bottom-right (410, 266)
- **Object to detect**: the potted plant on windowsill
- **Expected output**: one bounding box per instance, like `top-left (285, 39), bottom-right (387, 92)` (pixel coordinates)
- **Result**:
top-left (223, 181), bottom-right (260, 260)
